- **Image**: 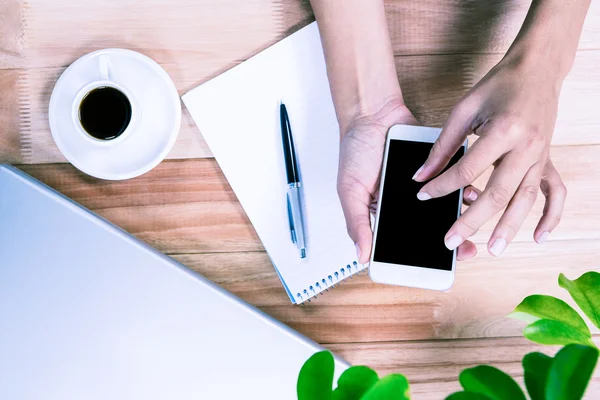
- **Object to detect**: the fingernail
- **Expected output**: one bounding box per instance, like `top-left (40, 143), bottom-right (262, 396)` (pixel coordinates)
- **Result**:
top-left (412, 165), bottom-right (425, 180)
top-left (445, 234), bottom-right (463, 250)
top-left (355, 243), bottom-right (362, 261)
top-left (466, 189), bottom-right (478, 201)
top-left (537, 231), bottom-right (550, 244)
top-left (489, 238), bottom-right (507, 257)
top-left (417, 191), bottom-right (432, 201)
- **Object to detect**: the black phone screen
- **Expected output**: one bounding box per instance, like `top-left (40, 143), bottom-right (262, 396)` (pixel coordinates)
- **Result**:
top-left (373, 139), bottom-right (465, 271)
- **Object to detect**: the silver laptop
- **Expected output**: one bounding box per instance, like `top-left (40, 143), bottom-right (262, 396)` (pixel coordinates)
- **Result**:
top-left (0, 164), bottom-right (348, 399)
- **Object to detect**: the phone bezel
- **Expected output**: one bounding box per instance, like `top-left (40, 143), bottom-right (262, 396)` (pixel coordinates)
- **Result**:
top-left (368, 124), bottom-right (468, 291)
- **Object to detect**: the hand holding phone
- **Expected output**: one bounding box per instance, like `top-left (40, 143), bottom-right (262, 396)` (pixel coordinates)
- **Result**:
top-left (369, 125), bottom-right (467, 290)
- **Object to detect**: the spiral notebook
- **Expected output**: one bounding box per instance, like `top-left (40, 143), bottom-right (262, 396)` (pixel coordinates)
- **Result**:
top-left (182, 22), bottom-right (366, 304)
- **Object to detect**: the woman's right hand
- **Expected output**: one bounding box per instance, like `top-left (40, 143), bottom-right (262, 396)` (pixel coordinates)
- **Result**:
top-left (337, 98), bottom-right (478, 264)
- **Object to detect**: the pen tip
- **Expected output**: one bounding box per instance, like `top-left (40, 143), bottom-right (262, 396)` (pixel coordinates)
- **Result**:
top-left (300, 249), bottom-right (306, 259)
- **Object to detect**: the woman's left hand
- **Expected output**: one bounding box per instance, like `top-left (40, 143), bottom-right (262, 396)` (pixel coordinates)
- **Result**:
top-left (413, 55), bottom-right (567, 258)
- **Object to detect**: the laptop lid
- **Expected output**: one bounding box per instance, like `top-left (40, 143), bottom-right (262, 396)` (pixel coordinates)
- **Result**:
top-left (0, 164), bottom-right (348, 399)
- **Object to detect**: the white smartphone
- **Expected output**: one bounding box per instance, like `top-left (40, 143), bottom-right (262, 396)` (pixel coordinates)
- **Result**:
top-left (369, 124), bottom-right (468, 291)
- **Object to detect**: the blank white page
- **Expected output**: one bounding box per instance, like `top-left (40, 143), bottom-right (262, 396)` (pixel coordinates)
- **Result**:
top-left (182, 22), bottom-right (365, 304)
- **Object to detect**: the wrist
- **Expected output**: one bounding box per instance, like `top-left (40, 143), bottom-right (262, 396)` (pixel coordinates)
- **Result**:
top-left (312, 0), bottom-right (404, 135)
top-left (329, 35), bottom-right (404, 133)
top-left (503, 34), bottom-right (573, 84)
top-left (339, 96), bottom-right (412, 139)
top-left (503, 0), bottom-right (589, 81)
top-left (337, 90), bottom-right (405, 135)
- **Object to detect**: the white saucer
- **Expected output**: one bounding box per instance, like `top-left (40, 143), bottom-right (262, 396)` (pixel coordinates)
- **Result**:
top-left (49, 49), bottom-right (181, 180)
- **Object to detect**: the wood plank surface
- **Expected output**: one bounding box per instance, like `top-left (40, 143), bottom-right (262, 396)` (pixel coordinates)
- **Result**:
top-left (16, 159), bottom-right (600, 344)
top-left (17, 144), bottom-right (599, 254)
top-left (386, 0), bottom-right (600, 55)
top-left (0, 69), bottom-right (21, 163)
top-left (17, 160), bottom-right (261, 253)
top-left (3, 0), bottom-right (600, 163)
top-left (4, 0), bottom-right (600, 69)
top-left (284, 0), bottom-right (600, 55)
top-left (330, 336), bottom-right (600, 398)
top-left (2, 50), bottom-right (599, 163)
top-left (175, 243), bottom-right (600, 344)
top-left (0, 0), bottom-right (23, 68)
top-left (1, 0), bottom-right (282, 70)
top-left (1, 0), bottom-right (283, 163)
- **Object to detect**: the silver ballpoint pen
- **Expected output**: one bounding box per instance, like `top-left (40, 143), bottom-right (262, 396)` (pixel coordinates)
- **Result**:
top-left (280, 102), bottom-right (307, 259)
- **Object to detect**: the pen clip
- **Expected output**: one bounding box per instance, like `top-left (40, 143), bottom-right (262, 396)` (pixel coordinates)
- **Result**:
top-left (287, 193), bottom-right (296, 244)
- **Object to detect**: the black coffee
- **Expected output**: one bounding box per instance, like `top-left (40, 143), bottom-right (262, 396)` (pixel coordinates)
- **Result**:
top-left (79, 86), bottom-right (132, 140)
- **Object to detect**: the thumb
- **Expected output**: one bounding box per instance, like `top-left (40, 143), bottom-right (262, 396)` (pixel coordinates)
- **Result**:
top-left (338, 184), bottom-right (373, 264)
top-left (413, 103), bottom-right (472, 182)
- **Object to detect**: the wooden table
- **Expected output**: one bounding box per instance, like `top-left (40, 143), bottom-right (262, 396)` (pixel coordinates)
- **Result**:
top-left (1, 0), bottom-right (599, 397)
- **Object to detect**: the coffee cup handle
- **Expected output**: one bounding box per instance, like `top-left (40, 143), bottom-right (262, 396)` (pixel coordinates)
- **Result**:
top-left (99, 54), bottom-right (112, 81)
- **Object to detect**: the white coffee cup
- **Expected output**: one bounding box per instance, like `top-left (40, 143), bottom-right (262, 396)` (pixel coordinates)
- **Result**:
top-left (70, 54), bottom-right (140, 146)
top-left (50, 48), bottom-right (181, 180)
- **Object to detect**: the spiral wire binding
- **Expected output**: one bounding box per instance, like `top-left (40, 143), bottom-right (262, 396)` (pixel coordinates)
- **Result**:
top-left (296, 260), bottom-right (368, 304)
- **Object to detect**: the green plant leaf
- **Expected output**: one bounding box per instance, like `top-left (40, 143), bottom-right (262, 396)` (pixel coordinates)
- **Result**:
top-left (331, 366), bottom-right (378, 400)
top-left (523, 319), bottom-right (596, 347)
top-left (331, 390), bottom-right (348, 400)
top-left (297, 351), bottom-right (334, 400)
top-left (559, 272), bottom-right (600, 330)
top-left (546, 344), bottom-right (599, 400)
top-left (459, 365), bottom-right (526, 400)
top-left (446, 393), bottom-right (492, 400)
top-left (522, 352), bottom-right (552, 400)
top-left (361, 374), bottom-right (410, 400)
top-left (508, 294), bottom-right (590, 336)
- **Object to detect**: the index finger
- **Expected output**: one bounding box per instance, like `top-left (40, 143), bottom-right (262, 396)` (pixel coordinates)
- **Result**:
top-left (418, 133), bottom-right (509, 200)
top-left (414, 102), bottom-right (473, 182)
